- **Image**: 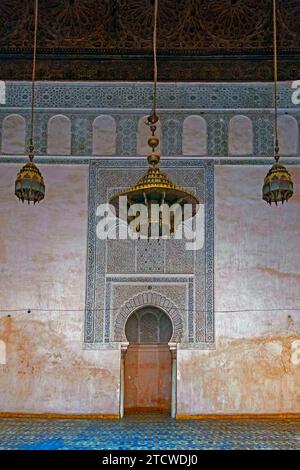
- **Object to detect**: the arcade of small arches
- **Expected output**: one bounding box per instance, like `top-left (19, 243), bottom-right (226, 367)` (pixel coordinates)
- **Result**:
top-left (1, 112), bottom-right (299, 157)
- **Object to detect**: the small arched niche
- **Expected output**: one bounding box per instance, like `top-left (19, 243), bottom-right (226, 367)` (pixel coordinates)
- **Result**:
top-left (0, 340), bottom-right (6, 365)
top-left (182, 115), bottom-right (207, 155)
top-left (93, 115), bottom-right (116, 155)
top-left (2, 114), bottom-right (26, 154)
top-left (125, 306), bottom-right (173, 344)
top-left (0, 81), bottom-right (5, 105)
top-left (229, 115), bottom-right (253, 155)
top-left (278, 115), bottom-right (298, 155)
top-left (47, 115), bottom-right (71, 155)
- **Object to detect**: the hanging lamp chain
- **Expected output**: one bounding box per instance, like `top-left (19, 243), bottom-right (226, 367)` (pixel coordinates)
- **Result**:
top-left (273, 0), bottom-right (280, 162)
top-left (147, 0), bottom-right (159, 129)
top-left (146, 0), bottom-right (160, 164)
top-left (29, 0), bottom-right (39, 161)
top-left (261, 0), bottom-right (294, 206)
top-left (151, 0), bottom-right (158, 121)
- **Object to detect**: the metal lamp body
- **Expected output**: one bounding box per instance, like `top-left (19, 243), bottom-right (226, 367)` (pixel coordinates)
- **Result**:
top-left (110, 165), bottom-right (199, 237)
top-left (15, 161), bottom-right (45, 204)
top-left (262, 162), bottom-right (294, 205)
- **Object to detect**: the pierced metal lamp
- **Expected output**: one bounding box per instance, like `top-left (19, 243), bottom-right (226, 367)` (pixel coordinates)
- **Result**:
top-left (110, 0), bottom-right (198, 236)
top-left (262, 0), bottom-right (293, 205)
top-left (15, 0), bottom-right (45, 204)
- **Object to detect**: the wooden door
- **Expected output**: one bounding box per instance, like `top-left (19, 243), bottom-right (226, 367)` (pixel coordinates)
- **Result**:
top-left (124, 344), bottom-right (172, 414)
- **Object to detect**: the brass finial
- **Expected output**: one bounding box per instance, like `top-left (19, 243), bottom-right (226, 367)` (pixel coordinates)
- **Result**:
top-left (28, 141), bottom-right (34, 162)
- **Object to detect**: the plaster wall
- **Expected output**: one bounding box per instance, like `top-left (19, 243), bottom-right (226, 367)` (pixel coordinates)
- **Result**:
top-left (0, 164), bottom-right (120, 414)
top-left (0, 164), bottom-right (299, 414)
top-left (0, 79), bottom-right (299, 415)
top-left (177, 166), bottom-right (300, 415)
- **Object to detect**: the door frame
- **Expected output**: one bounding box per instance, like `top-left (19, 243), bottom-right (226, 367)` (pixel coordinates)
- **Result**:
top-left (119, 341), bottom-right (177, 418)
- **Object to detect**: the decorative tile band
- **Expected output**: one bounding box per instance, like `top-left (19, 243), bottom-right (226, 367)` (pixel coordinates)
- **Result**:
top-left (1, 157), bottom-right (299, 165)
top-left (1, 82), bottom-right (299, 159)
top-left (0, 81), bottom-right (298, 109)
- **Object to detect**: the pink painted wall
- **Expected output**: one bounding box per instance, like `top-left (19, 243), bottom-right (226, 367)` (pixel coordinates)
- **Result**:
top-left (0, 163), bottom-right (299, 415)
top-left (177, 165), bottom-right (300, 415)
top-left (0, 164), bottom-right (120, 414)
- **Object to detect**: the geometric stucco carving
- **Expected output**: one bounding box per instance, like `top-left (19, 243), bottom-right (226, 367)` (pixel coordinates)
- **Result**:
top-left (1, 82), bottom-right (299, 159)
top-left (84, 159), bottom-right (215, 349)
top-left (114, 291), bottom-right (183, 343)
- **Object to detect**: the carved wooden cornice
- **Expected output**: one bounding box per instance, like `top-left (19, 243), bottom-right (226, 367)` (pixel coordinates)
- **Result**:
top-left (1, 0), bottom-right (300, 81)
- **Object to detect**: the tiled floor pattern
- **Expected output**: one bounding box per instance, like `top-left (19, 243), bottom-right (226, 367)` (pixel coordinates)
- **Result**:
top-left (0, 414), bottom-right (299, 450)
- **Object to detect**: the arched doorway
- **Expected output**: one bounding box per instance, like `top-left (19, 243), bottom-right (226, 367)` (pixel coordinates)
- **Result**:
top-left (124, 307), bottom-right (173, 415)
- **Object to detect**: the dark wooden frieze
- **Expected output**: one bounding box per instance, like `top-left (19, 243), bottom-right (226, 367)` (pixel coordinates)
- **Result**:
top-left (0, 0), bottom-right (300, 81)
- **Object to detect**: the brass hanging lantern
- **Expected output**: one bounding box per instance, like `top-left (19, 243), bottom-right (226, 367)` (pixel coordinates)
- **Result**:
top-left (262, 0), bottom-right (294, 205)
top-left (262, 147), bottom-right (293, 205)
top-left (110, 0), bottom-right (198, 236)
top-left (15, 144), bottom-right (45, 204)
top-left (15, 0), bottom-right (45, 204)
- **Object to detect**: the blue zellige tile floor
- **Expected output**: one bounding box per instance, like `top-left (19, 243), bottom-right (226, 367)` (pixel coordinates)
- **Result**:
top-left (0, 414), bottom-right (299, 450)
